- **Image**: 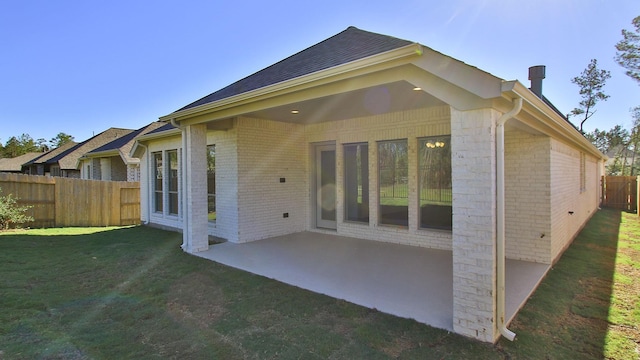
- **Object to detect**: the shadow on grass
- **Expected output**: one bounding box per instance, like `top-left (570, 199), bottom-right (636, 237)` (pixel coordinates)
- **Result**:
top-left (500, 208), bottom-right (622, 359)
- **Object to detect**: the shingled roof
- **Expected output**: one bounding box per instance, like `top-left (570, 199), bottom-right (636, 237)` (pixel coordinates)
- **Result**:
top-left (24, 141), bottom-right (78, 166)
top-left (176, 26), bottom-right (414, 112)
top-left (46, 128), bottom-right (133, 170)
top-left (0, 152), bottom-right (43, 172)
top-left (85, 122), bottom-right (165, 164)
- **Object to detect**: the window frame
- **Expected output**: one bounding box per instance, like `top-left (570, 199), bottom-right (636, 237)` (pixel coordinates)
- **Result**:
top-left (167, 150), bottom-right (179, 215)
top-left (418, 135), bottom-right (452, 231)
top-left (152, 151), bottom-right (163, 213)
top-left (343, 142), bottom-right (369, 224)
top-left (377, 139), bottom-right (409, 227)
top-left (207, 144), bottom-right (216, 223)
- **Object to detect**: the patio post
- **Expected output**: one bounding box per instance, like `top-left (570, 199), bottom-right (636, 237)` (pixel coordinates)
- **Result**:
top-left (450, 107), bottom-right (499, 342)
top-left (182, 123), bottom-right (209, 253)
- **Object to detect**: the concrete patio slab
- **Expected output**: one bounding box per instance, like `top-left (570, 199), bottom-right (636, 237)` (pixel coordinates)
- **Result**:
top-left (195, 231), bottom-right (549, 332)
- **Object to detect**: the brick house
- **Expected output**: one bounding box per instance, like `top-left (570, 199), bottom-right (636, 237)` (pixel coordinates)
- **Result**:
top-left (78, 122), bottom-right (164, 181)
top-left (22, 141), bottom-right (78, 176)
top-left (24, 128), bottom-right (133, 178)
top-left (133, 27), bottom-right (605, 342)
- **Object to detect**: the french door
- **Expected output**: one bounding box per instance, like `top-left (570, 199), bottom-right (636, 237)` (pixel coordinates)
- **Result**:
top-left (315, 144), bottom-right (336, 229)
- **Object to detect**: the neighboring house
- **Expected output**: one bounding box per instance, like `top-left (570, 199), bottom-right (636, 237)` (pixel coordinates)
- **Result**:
top-left (22, 141), bottom-right (78, 176)
top-left (133, 27), bottom-right (606, 342)
top-left (0, 152), bottom-right (43, 173)
top-left (605, 145), bottom-right (637, 175)
top-left (27, 128), bottom-right (133, 178)
top-left (78, 122), bottom-right (165, 181)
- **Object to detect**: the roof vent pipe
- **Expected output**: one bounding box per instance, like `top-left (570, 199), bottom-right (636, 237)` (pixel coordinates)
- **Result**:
top-left (528, 65), bottom-right (546, 98)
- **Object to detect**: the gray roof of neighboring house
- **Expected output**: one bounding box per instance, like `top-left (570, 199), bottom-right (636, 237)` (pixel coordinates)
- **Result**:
top-left (24, 141), bottom-right (78, 166)
top-left (86, 122), bottom-right (165, 164)
top-left (176, 26), bottom-right (414, 112)
top-left (45, 128), bottom-right (134, 170)
top-left (0, 152), bottom-right (43, 172)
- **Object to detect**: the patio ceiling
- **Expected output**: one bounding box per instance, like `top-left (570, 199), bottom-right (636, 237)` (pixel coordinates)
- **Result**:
top-left (242, 80), bottom-right (445, 124)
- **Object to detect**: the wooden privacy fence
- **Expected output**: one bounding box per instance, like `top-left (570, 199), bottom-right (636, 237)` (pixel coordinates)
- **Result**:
top-left (0, 173), bottom-right (140, 227)
top-left (601, 175), bottom-right (638, 213)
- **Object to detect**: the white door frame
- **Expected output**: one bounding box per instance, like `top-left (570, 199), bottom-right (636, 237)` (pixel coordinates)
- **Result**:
top-left (314, 143), bottom-right (337, 230)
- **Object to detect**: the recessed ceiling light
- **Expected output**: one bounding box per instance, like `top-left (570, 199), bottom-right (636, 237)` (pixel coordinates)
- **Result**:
top-left (291, 110), bottom-right (299, 114)
top-left (413, 87), bottom-right (422, 91)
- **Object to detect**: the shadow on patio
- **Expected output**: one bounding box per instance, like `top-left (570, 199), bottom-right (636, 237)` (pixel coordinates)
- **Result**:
top-left (196, 232), bottom-right (549, 332)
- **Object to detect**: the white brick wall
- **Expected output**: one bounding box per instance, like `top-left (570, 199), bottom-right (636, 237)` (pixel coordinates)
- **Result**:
top-left (504, 130), bottom-right (551, 263)
top-left (235, 117), bottom-right (308, 242)
top-left (127, 164), bottom-right (140, 182)
top-left (207, 126), bottom-right (239, 242)
top-left (450, 107), bottom-right (498, 342)
top-left (549, 139), bottom-right (599, 262)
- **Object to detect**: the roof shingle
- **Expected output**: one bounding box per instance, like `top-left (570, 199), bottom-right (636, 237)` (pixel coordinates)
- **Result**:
top-left (177, 26), bottom-right (413, 112)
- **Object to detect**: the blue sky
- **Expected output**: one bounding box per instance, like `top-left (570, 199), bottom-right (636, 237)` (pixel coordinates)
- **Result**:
top-left (1, 0), bottom-right (639, 144)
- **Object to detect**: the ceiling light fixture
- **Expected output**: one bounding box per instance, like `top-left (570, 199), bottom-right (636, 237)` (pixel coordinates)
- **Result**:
top-left (291, 110), bottom-right (299, 114)
top-left (413, 87), bottom-right (422, 91)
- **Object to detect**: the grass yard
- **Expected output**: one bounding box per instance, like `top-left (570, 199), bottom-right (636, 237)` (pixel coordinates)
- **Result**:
top-left (0, 209), bottom-right (638, 359)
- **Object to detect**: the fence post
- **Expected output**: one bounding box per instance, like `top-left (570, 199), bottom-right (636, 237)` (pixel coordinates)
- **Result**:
top-left (601, 175), bottom-right (605, 207)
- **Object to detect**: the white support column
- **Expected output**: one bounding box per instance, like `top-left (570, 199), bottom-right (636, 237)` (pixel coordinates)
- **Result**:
top-left (450, 107), bottom-right (499, 342)
top-left (182, 123), bottom-right (209, 253)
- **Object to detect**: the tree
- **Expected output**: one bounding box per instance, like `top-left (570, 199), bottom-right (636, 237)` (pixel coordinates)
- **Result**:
top-left (49, 132), bottom-right (74, 148)
top-left (606, 124), bottom-right (630, 150)
top-left (624, 106), bottom-right (640, 176)
top-left (615, 15), bottom-right (640, 85)
top-left (2, 137), bottom-right (22, 158)
top-left (35, 138), bottom-right (49, 152)
top-left (0, 187), bottom-right (33, 230)
top-left (585, 128), bottom-right (608, 153)
top-left (570, 59), bottom-right (611, 132)
top-left (17, 134), bottom-right (37, 153)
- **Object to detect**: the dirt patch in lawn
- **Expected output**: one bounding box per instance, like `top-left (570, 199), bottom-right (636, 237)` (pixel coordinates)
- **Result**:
top-left (166, 271), bottom-right (227, 329)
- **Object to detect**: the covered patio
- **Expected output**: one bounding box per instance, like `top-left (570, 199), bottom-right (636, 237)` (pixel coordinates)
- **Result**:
top-left (195, 232), bottom-right (549, 332)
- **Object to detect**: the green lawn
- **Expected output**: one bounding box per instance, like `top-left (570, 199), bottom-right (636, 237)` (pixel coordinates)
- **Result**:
top-left (0, 209), bottom-right (637, 359)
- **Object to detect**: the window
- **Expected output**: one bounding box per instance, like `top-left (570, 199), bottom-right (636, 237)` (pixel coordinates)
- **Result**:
top-left (167, 150), bottom-right (179, 215)
top-left (207, 145), bottom-right (216, 222)
top-left (153, 152), bottom-right (163, 212)
top-left (378, 140), bottom-right (408, 226)
top-left (419, 136), bottom-right (452, 230)
top-left (344, 143), bottom-right (369, 223)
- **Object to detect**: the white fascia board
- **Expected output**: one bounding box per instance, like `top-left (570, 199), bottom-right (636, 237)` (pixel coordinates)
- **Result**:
top-left (410, 46), bottom-right (504, 99)
top-left (80, 149), bottom-right (120, 159)
top-left (134, 128), bottom-right (181, 142)
top-left (130, 128), bottom-right (181, 158)
top-left (160, 43), bottom-right (423, 123)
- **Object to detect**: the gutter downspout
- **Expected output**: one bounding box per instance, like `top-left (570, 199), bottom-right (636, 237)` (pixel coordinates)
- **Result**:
top-left (171, 118), bottom-right (188, 251)
top-left (496, 97), bottom-right (523, 341)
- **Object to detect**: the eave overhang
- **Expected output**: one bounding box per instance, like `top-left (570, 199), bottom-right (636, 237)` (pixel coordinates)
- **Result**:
top-left (500, 81), bottom-right (606, 160)
top-left (130, 127), bottom-right (182, 158)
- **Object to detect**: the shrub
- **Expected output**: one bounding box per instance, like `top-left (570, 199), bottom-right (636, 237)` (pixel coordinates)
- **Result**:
top-left (0, 187), bottom-right (34, 230)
